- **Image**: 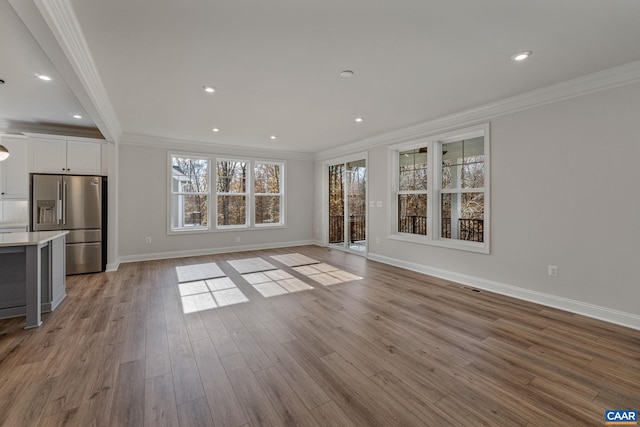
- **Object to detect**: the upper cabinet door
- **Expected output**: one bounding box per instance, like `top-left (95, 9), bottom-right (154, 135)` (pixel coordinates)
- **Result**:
top-left (30, 138), bottom-right (103, 176)
top-left (31, 138), bottom-right (67, 174)
top-left (66, 141), bottom-right (101, 175)
top-left (0, 137), bottom-right (29, 199)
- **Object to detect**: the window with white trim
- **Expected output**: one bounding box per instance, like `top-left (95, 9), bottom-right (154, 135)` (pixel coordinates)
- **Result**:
top-left (216, 160), bottom-right (248, 227)
top-left (391, 123), bottom-right (490, 252)
top-left (398, 147), bottom-right (428, 235)
top-left (170, 154), bottom-right (210, 231)
top-left (440, 137), bottom-right (485, 243)
top-left (254, 162), bottom-right (284, 225)
top-left (168, 153), bottom-right (286, 233)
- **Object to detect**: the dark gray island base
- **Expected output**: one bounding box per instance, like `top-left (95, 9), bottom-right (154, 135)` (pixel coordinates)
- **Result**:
top-left (0, 231), bottom-right (68, 328)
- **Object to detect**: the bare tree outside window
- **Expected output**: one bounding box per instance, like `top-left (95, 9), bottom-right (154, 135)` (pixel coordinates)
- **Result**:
top-left (391, 124), bottom-right (489, 251)
top-left (217, 160), bottom-right (247, 226)
top-left (170, 155), bottom-right (286, 232)
top-left (255, 162), bottom-right (283, 225)
top-left (397, 147), bottom-right (428, 235)
top-left (171, 155), bottom-right (209, 229)
top-left (441, 137), bottom-right (485, 242)
top-left (328, 164), bottom-right (345, 243)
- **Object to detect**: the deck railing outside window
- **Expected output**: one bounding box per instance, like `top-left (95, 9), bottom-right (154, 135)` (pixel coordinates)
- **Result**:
top-left (399, 215), bottom-right (427, 235)
top-left (441, 217), bottom-right (484, 242)
top-left (396, 216), bottom-right (483, 242)
top-left (329, 215), bottom-right (366, 243)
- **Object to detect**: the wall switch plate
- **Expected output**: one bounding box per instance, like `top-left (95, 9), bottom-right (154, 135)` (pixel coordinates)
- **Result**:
top-left (548, 265), bottom-right (558, 277)
top-left (145, 237), bottom-right (151, 243)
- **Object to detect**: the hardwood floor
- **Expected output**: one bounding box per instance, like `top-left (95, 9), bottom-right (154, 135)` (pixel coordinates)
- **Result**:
top-left (1, 245), bottom-right (638, 426)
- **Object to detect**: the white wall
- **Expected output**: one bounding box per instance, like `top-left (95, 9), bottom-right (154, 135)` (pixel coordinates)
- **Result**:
top-left (106, 140), bottom-right (118, 270)
top-left (318, 81), bottom-right (640, 327)
top-left (118, 143), bottom-right (314, 261)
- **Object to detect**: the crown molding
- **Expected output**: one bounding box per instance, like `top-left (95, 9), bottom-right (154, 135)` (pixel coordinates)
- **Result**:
top-left (315, 60), bottom-right (640, 161)
top-left (120, 133), bottom-right (315, 161)
top-left (32, 0), bottom-right (122, 143)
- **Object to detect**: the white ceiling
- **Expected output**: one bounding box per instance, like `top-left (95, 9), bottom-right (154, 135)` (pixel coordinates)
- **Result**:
top-left (0, 0), bottom-right (99, 136)
top-left (3, 0), bottom-right (640, 152)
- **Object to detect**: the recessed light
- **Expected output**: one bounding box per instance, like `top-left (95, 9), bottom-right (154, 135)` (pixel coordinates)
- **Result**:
top-left (72, 114), bottom-right (82, 119)
top-left (212, 128), bottom-right (220, 132)
top-left (270, 135), bottom-right (277, 140)
top-left (203, 86), bottom-right (215, 93)
top-left (340, 70), bottom-right (354, 78)
top-left (511, 51), bottom-right (532, 61)
top-left (355, 117), bottom-right (364, 123)
top-left (37, 74), bottom-right (52, 81)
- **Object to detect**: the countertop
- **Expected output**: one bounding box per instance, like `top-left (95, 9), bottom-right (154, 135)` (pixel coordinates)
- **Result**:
top-left (0, 231), bottom-right (68, 247)
top-left (0, 221), bottom-right (29, 229)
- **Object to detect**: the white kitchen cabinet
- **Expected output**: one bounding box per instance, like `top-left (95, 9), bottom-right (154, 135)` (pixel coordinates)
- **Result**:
top-left (66, 141), bottom-right (102, 175)
top-left (0, 137), bottom-right (29, 200)
top-left (30, 138), bottom-right (103, 175)
top-left (30, 138), bottom-right (66, 174)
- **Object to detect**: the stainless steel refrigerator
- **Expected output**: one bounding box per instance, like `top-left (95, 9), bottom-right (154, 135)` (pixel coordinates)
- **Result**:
top-left (31, 174), bottom-right (106, 275)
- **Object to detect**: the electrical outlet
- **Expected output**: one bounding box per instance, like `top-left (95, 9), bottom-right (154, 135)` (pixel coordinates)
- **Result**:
top-left (548, 265), bottom-right (558, 277)
top-left (236, 237), bottom-right (241, 243)
top-left (145, 237), bottom-right (152, 244)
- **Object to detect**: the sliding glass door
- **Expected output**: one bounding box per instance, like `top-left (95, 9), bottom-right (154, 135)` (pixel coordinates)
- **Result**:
top-left (328, 158), bottom-right (367, 253)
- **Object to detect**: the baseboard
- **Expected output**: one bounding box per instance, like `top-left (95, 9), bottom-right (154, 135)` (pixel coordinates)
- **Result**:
top-left (105, 261), bottom-right (120, 272)
top-left (0, 306), bottom-right (26, 320)
top-left (118, 240), bottom-right (316, 264)
top-left (0, 299), bottom-right (61, 320)
top-left (367, 252), bottom-right (640, 331)
top-left (49, 292), bottom-right (66, 311)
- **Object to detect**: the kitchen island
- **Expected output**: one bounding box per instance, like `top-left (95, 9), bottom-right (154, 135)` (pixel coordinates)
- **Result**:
top-left (0, 230), bottom-right (68, 328)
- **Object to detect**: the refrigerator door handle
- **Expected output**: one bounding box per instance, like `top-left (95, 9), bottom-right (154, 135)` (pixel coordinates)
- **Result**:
top-left (57, 180), bottom-right (62, 224)
top-left (63, 181), bottom-right (67, 225)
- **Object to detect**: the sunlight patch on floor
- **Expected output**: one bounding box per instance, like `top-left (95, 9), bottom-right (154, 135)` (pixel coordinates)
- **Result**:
top-left (293, 263), bottom-right (362, 286)
top-left (179, 277), bottom-right (249, 314)
top-left (243, 269), bottom-right (314, 298)
top-left (176, 263), bottom-right (225, 282)
top-left (228, 257), bottom-right (277, 274)
top-left (270, 253), bottom-right (319, 267)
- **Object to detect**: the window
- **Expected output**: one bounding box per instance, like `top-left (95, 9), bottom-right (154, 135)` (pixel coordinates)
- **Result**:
top-left (170, 154), bottom-right (210, 231)
top-left (440, 137), bottom-right (485, 243)
top-left (391, 123), bottom-right (490, 252)
top-left (168, 153), bottom-right (286, 233)
top-left (216, 160), bottom-right (248, 227)
top-left (254, 162), bottom-right (284, 225)
top-left (398, 147), bottom-right (428, 235)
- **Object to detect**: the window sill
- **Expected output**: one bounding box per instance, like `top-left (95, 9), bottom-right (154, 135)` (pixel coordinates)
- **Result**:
top-left (168, 224), bottom-right (287, 235)
top-left (254, 223), bottom-right (286, 228)
top-left (388, 233), bottom-right (489, 254)
top-left (169, 226), bottom-right (211, 235)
